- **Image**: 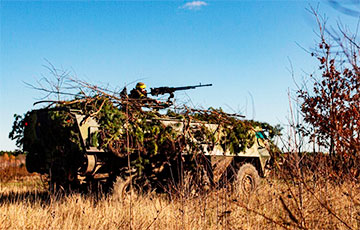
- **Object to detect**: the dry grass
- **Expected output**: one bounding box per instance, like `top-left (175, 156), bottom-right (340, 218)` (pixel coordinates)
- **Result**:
top-left (0, 154), bottom-right (44, 194)
top-left (1, 166), bottom-right (359, 230)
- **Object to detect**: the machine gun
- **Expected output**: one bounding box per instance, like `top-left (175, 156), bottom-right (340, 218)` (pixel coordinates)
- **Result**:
top-left (150, 83), bottom-right (212, 99)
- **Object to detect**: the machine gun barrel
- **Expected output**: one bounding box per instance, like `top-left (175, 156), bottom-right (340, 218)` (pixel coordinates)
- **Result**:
top-left (150, 83), bottom-right (212, 97)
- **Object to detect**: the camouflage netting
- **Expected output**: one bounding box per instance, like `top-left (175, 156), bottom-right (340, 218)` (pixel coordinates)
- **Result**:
top-left (10, 94), bottom-right (281, 189)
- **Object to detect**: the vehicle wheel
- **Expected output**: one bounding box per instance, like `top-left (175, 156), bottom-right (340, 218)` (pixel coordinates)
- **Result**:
top-left (112, 175), bottom-right (143, 200)
top-left (235, 163), bottom-right (260, 194)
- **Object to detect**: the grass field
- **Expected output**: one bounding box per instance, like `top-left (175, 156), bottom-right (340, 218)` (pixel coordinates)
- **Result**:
top-left (0, 155), bottom-right (359, 230)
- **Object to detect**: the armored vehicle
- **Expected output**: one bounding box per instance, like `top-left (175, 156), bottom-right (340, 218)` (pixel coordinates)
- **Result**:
top-left (20, 84), bottom-right (273, 194)
top-left (23, 110), bottom-right (271, 194)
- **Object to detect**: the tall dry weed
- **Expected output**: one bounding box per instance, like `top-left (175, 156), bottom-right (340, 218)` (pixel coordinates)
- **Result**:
top-left (1, 161), bottom-right (359, 230)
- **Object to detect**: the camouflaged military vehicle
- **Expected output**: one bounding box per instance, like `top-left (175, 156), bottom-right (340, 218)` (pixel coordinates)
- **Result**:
top-left (23, 107), bottom-right (272, 194)
top-left (20, 84), bottom-right (273, 194)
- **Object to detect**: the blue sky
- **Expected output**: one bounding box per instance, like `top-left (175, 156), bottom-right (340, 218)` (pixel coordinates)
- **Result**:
top-left (0, 1), bottom-right (358, 150)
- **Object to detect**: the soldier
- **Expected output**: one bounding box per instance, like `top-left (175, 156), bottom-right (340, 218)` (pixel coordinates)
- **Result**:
top-left (129, 82), bottom-right (161, 106)
top-left (129, 82), bottom-right (148, 100)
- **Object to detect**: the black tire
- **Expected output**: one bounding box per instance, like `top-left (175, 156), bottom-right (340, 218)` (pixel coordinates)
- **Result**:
top-left (112, 175), bottom-right (146, 199)
top-left (235, 163), bottom-right (260, 194)
top-left (48, 166), bottom-right (81, 194)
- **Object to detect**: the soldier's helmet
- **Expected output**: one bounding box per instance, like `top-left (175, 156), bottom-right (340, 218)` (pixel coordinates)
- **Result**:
top-left (136, 82), bottom-right (146, 90)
